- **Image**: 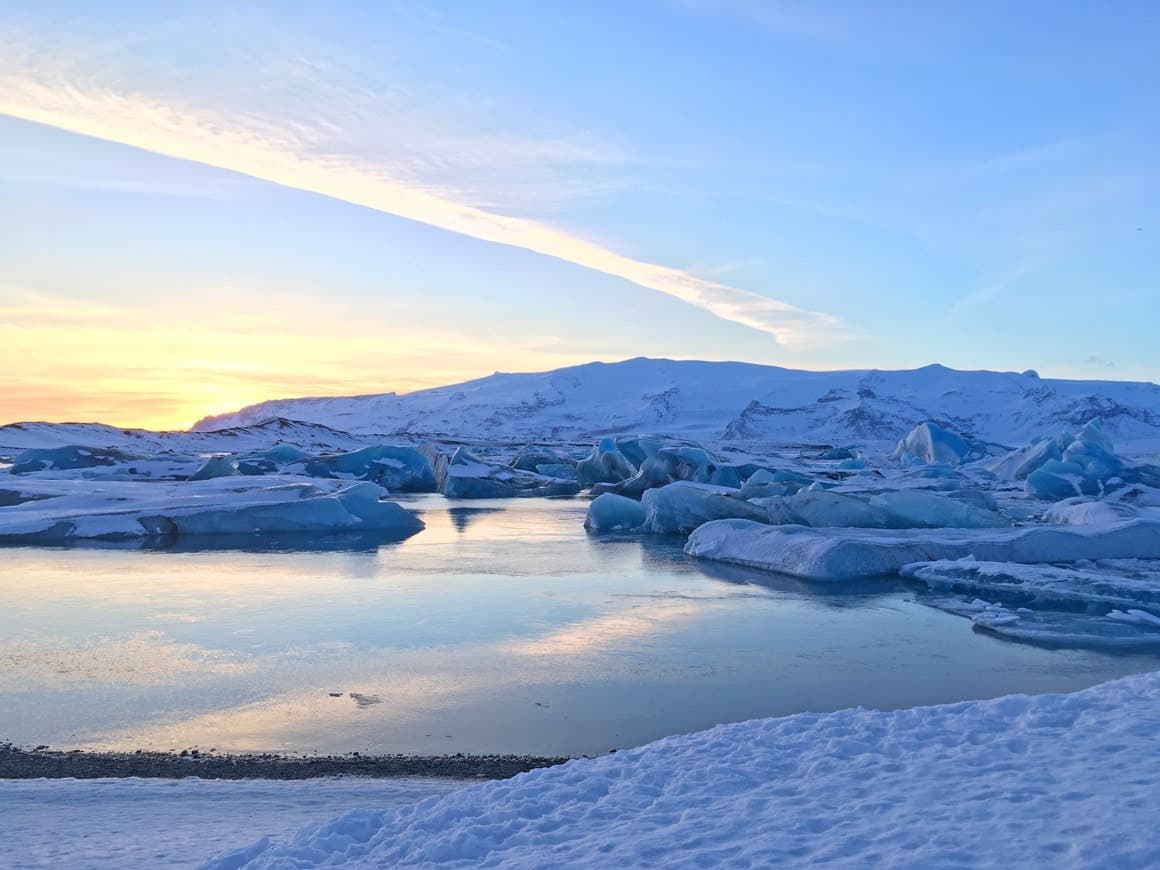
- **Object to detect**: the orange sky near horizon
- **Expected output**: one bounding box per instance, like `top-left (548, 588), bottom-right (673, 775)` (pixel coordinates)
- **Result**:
top-left (0, 288), bottom-right (599, 431)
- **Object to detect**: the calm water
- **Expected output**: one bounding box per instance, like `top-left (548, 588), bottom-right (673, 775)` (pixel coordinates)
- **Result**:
top-left (3, 495), bottom-right (1158, 757)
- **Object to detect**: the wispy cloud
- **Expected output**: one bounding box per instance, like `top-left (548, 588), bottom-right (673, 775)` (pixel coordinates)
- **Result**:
top-left (0, 32), bottom-right (845, 349)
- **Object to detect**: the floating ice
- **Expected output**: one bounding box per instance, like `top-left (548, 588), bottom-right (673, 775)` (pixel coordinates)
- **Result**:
top-left (989, 420), bottom-right (1160, 500)
top-left (758, 489), bottom-right (1005, 530)
top-left (641, 482), bottom-right (766, 535)
top-left (296, 445), bottom-right (436, 492)
top-left (442, 447), bottom-right (580, 499)
top-left (891, 422), bottom-right (977, 466)
top-left (869, 489), bottom-right (1008, 529)
top-left (0, 477), bottom-right (424, 542)
top-left (902, 557), bottom-right (1160, 611)
top-left (686, 517), bottom-right (1160, 581)
top-left (765, 490), bottom-right (892, 528)
top-left (511, 445), bottom-right (573, 473)
top-left (536, 463), bottom-right (578, 480)
top-left (10, 445), bottom-right (141, 474)
top-left (189, 454), bottom-right (239, 481)
top-left (921, 595), bottom-right (1160, 650)
top-left (584, 493), bottom-right (646, 532)
top-left (819, 446), bottom-right (858, 461)
top-left (575, 438), bottom-right (638, 487)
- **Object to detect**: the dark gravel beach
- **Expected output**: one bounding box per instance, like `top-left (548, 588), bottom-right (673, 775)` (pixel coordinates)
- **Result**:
top-left (0, 743), bottom-right (570, 780)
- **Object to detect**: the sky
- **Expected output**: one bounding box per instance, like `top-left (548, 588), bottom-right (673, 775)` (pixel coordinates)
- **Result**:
top-left (1, 1), bottom-right (1157, 429)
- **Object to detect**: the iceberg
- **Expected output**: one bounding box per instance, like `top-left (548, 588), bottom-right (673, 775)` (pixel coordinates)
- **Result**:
top-left (765, 490), bottom-right (892, 528)
top-left (442, 447), bottom-right (580, 499)
top-left (869, 490), bottom-right (1008, 529)
top-left (891, 422), bottom-right (977, 466)
top-left (991, 420), bottom-right (1160, 500)
top-left (685, 517), bottom-right (1160, 581)
top-left (920, 595), bottom-right (1160, 650)
top-left (902, 557), bottom-right (1160, 611)
top-left (511, 445), bottom-right (573, 473)
top-left (575, 438), bottom-right (638, 487)
top-left (758, 489), bottom-right (1005, 530)
top-left (10, 445), bottom-right (141, 474)
top-left (535, 463), bottom-right (578, 480)
top-left (0, 477), bottom-right (424, 542)
top-left (738, 469), bottom-right (801, 500)
top-left (189, 454), bottom-right (240, 481)
top-left (641, 482), bottom-right (767, 536)
top-left (819, 446), bottom-right (858, 461)
top-left (584, 493), bottom-right (646, 532)
top-left (295, 446), bottom-right (437, 492)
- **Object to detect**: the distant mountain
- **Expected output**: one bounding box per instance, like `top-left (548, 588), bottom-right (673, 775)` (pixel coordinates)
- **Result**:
top-left (187, 358), bottom-right (1160, 450)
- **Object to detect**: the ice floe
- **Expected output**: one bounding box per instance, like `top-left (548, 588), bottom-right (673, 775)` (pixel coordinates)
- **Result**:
top-left (0, 477), bottom-right (424, 542)
top-left (686, 518), bottom-right (1160, 581)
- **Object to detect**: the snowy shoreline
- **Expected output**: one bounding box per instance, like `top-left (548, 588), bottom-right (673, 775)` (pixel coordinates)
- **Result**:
top-left (200, 670), bottom-right (1160, 868)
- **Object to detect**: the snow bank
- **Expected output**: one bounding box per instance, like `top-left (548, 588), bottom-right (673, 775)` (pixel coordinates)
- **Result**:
top-left (0, 477), bottom-right (424, 542)
top-left (7, 776), bottom-right (460, 870)
top-left (207, 671), bottom-right (1160, 869)
top-left (685, 517), bottom-right (1160, 580)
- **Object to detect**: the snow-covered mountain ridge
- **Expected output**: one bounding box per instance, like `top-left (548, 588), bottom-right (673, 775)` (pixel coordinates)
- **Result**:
top-left (191, 358), bottom-right (1160, 450)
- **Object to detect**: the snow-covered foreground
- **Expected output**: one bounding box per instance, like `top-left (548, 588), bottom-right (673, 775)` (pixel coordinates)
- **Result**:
top-left (4, 776), bottom-right (462, 870)
top-left (203, 672), bottom-right (1160, 869)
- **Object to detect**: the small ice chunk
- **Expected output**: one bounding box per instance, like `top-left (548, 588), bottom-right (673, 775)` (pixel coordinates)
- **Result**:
top-left (584, 493), bottom-right (646, 532)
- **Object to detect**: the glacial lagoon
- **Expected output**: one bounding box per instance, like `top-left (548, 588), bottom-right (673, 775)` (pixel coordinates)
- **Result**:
top-left (3, 494), bottom-right (1158, 758)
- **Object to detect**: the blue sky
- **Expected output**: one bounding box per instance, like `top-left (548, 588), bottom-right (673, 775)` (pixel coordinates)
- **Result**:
top-left (0, 1), bottom-right (1157, 427)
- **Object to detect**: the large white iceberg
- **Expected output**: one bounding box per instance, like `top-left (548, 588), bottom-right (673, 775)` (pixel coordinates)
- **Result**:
top-left (685, 517), bottom-right (1160, 581)
top-left (891, 421), bottom-right (979, 466)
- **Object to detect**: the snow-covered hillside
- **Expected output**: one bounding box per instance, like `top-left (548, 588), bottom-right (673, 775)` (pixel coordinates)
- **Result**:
top-left (191, 358), bottom-right (1160, 450)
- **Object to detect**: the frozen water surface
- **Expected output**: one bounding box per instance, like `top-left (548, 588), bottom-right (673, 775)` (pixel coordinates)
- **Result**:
top-left (2, 495), bottom-right (1158, 757)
